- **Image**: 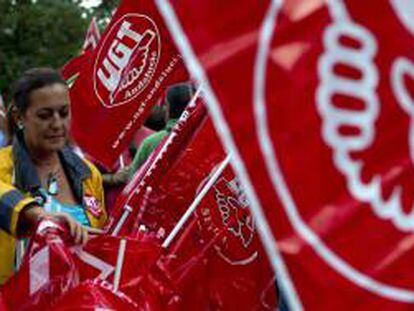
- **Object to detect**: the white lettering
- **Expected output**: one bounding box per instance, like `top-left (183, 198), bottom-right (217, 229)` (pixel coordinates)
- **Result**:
top-left (97, 19), bottom-right (156, 101)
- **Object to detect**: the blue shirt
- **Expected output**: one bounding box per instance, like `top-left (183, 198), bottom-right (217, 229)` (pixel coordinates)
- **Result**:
top-left (42, 191), bottom-right (90, 227)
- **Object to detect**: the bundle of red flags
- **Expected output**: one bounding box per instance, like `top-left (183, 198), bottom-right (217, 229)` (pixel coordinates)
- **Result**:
top-left (5, 0), bottom-right (414, 310)
top-left (1, 92), bottom-right (276, 310)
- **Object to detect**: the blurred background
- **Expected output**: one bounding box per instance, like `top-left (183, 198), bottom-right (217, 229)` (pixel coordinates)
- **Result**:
top-left (0, 0), bottom-right (119, 100)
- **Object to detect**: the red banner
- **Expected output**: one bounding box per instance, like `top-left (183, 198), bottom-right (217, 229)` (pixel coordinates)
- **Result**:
top-left (69, 0), bottom-right (187, 168)
top-left (82, 17), bottom-right (101, 53)
top-left (132, 117), bottom-right (223, 235)
top-left (104, 85), bottom-right (276, 308)
top-left (110, 111), bottom-right (276, 309)
top-left (2, 221), bottom-right (80, 310)
top-left (61, 50), bottom-right (92, 83)
top-left (158, 0), bottom-right (414, 309)
top-left (107, 95), bottom-right (207, 235)
top-left (1, 220), bottom-right (163, 310)
top-left (53, 280), bottom-right (144, 311)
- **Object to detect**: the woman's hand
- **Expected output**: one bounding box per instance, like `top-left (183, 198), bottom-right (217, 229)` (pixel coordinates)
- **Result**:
top-left (102, 166), bottom-right (130, 186)
top-left (50, 212), bottom-right (90, 245)
top-left (19, 204), bottom-right (102, 245)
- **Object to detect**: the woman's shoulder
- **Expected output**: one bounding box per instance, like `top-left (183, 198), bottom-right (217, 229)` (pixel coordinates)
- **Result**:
top-left (80, 157), bottom-right (103, 182)
top-left (0, 146), bottom-right (13, 169)
top-left (0, 146), bottom-right (13, 183)
top-left (0, 145), bottom-right (12, 158)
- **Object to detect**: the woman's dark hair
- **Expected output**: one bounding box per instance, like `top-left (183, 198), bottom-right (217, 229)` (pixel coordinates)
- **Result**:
top-left (7, 68), bottom-right (67, 138)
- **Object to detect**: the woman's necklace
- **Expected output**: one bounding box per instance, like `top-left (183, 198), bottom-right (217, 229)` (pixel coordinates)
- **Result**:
top-left (33, 153), bottom-right (62, 197)
top-left (46, 170), bottom-right (60, 196)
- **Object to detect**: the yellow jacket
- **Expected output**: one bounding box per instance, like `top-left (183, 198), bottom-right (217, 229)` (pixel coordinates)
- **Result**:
top-left (0, 139), bottom-right (107, 284)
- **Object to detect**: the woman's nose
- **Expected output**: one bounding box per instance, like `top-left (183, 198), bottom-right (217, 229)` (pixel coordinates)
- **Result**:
top-left (50, 112), bottom-right (64, 129)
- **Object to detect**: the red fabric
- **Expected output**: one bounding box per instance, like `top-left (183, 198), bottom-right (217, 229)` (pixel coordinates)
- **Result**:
top-left (1, 220), bottom-right (78, 310)
top-left (82, 17), bottom-right (101, 53)
top-left (139, 118), bottom-right (276, 310)
top-left (103, 150), bottom-right (133, 214)
top-left (52, 280), bottom-right (146, 311)
top-left (108, 98), bottom-right (276, 309)
top-left (107, 97), bottom-right (207, 235)
top-left (0, 293), bottom-right (8, 311)
top-left (1, 220), bottom-right (164, 310)
top-left (69, 0), bottom-right (188, 169)
top-left (61, 50), bottom-right (92, 82)
top-left (138, 118), bottom-right (223, 233)
top-left (75, 235), bottom-right (161, 300)
top-left (165, 0), bottom-right (414, 309)
top-left (195, 166), bottom-right (277, 310)
top-left (61, 17), bottom-right (101, 81)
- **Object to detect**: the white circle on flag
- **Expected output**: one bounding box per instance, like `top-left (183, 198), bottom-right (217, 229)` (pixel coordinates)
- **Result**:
top-left (253, 0), bottom-right (414, 302)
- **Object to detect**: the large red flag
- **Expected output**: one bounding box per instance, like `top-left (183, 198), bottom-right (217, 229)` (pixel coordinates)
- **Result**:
top-left (70, 0), bottom-right (187, 168)
top-left (158, 0), bottom-right (414, 309)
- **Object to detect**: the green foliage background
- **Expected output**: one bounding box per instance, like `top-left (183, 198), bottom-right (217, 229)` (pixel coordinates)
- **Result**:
top-left (0, 0), bottom-right (119, 100)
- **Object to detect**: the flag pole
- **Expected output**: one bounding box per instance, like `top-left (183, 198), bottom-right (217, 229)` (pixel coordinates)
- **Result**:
top-left (110, 85), bottom-right (203, 236)
top-left (119, 154), bottom-right (125, 169)
top-left (113, 238), bottom-right (127, 291)
top-left (162, 154), bottom-right (231, 249)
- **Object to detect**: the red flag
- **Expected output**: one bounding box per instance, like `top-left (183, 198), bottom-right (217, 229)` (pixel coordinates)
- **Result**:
top-left (107, 95), bottom-right (207, 235)
top-left (82, 17), bottom-right (101, 53)
top-left (1, 220), bottom-right (79, 310)
top-left (136, 117), bottom-right (225, 234)
top-left (74, 234), bottom-right (162, 300)
top-left (105, 83), bottom-right (276, 308)
top-left (61, 50), bottom-right (92, 83)
top-left (158, 0), bottom-right (414, 309)
top-left (110, 112), bottom-right (276, 309)
top-left (69, 0), bottom-right (187, 168)
top-left (1, 219), bottom-right (165, 310)
top-left (53, 280), bottom-right (146, 311)
top-left (145, 118), bottom-right (277, 310)
top-left (0, 294), bottom-right (7, 311)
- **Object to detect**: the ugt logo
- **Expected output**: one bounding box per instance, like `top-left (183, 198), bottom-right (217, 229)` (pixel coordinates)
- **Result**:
top-left (93, 14), bottom-right (160, 108)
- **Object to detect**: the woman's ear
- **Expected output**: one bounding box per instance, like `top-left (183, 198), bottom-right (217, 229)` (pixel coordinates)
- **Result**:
top-left (10, 104), bottom-right (24, 129)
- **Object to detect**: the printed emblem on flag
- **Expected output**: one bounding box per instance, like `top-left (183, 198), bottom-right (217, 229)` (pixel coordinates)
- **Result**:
top-left (93, 13), bottom-right (160, 108)
top-left (84, 195), bottom-right (103, 218)
top-left (254, 0), bottom-right (414, 300)
top-left (197, 167), bottom-right (257, 265)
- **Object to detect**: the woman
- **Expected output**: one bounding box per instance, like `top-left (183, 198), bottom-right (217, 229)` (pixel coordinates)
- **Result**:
top-left (0, 68), bottom-right (107, 284)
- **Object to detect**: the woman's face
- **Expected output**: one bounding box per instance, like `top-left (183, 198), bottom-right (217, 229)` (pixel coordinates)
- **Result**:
top-left (21, 83), bottom-right (71, 154)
